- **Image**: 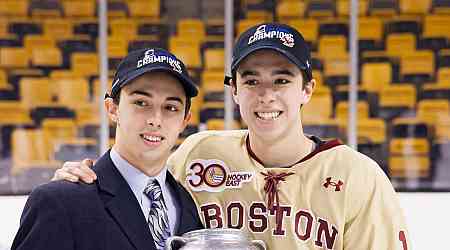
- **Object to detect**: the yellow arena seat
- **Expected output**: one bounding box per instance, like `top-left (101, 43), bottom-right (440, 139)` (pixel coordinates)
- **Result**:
top-left (276, 1), bottom-right (306, 22)
top-left (358, 17), bottom-right (383, 42)
top-left (20, 77), bottom-right (57, 108)
top-left (323, 55), bottom-right (349, 79)
top-left (71, 52), bottom-right (99, 77)
top-left (288, 19), bottom-right (319, 43)
top-left (0, 101), bottom-right (32, 125)
top-left (335, 101), bottom-right (370, 123)
top-left (0, 0), bottom-right (28, 16)
top-left (400, 50), bottom-right (434, 79)
top-left (62, 0), bottom-right (95, 17)
top-left (43, 19), bottom-right (75, 41)
top-left (386, 33), bottom-right (416, 57)
top-left (356, 118), bottom-right (386, 144)
top-left (389, 155), bottom-right (430, 178)
top-left (11, 129), bottom-right (52, 175)
top-left (204, 48), bottom-right (225, 71)
top-left (24, 35), bottom-right (56, 55)
top-left (202, 70), bottom-right (224, 88)
top-left (399, 0), bottom-right (431, 14)
top-left (302, 86), bottom-right (332, 123)
top-left (361, 62), bottom-right (392, 93)
top-left (0, 47), bottom-right (29, 68)
top-left (169, 37), bottom-right (201, 69)
top-left (423, 15), bottom-right (450, 40)
top-left (177, 18), bottom-right (206, 41)
top-left (128, 0), bottom-right (160, 19)
top-left (389, 138), bottom-right (430, 178)
top-left (110, 19), bottom-right (138, 40)
top-left (107, 37), bottom-right (128, 58)
top-left (417, 99), bottom-right (450, 125)
top-left (318, 35), bottom-right (347, 60)
top-left (31, 47), bottom-right (63, 67)
top-left (379, 84), bottom-right (416, 109)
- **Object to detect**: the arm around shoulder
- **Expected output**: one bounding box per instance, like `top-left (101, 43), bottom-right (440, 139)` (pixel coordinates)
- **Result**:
top-left (11, 183), bottom-right (74, 250)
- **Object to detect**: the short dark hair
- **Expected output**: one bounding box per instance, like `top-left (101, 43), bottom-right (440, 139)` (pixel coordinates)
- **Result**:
top-left (112, 90), bottom-right (192, 118)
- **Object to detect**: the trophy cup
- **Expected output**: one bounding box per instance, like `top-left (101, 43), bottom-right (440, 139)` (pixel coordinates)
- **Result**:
top-left (165, 228), bottom-right (266, 250)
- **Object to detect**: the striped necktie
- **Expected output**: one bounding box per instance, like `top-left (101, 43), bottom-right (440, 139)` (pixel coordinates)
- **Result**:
top-left (143, 179), bottom-right (171, 249)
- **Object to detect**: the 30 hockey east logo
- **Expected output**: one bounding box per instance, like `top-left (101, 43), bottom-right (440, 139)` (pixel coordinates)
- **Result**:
top-left (186, 159), bottom-right (254, 192)
top-left (248, 24), bottom-right (295, 47)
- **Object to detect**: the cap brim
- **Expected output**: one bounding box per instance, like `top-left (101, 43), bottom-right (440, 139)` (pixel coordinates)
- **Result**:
top-left (224, 44), bottom-right (309, 85)
top-left (113, 66), bottom-right (198, 98)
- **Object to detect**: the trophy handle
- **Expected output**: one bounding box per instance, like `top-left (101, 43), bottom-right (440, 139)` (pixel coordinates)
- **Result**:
top-left (165, 236), bottom-right (188, 250)
top-left (250, 239), bottom-right (266, 250)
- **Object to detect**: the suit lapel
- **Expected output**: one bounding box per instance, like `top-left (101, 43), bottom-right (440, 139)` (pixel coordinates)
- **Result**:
top-left (94, 152), bottom-right (157, 250)
top-left (166, 172), bottom-right (198, 235)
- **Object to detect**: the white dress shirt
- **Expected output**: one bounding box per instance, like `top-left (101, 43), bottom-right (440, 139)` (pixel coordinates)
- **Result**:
top-left (110, 148), bottom-right (179, 235)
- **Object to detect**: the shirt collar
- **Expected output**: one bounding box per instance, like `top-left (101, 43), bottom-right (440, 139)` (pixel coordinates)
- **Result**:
top-left (110, 148), bottom-right (168, 200)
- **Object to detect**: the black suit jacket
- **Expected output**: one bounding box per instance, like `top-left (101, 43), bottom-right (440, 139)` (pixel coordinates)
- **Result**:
top-left (11, 151), bottom-right (203, 250)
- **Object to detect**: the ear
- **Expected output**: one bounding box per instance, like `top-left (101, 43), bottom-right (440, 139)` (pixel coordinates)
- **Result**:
top-left (301, 79), bottom-right (316, 104)
top-left (229, 79), bottom-right (239, 105)
top-left (105, 98), bottom-right (119, 124)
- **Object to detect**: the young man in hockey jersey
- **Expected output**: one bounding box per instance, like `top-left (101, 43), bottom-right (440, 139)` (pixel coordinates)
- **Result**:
top-left (52, 23), bottom-right (410, 250)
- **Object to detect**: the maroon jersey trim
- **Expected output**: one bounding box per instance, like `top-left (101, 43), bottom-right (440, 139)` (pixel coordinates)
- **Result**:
top-left (246, 136), bottom-right (343, 168)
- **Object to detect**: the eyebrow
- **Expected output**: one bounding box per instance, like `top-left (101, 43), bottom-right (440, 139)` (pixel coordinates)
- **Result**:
top-left (239, 70), bottom-right (258, 78)
top-left (238, 69), bottom-right (296, 78)
top-left (272, 69), bottom-right (295, 77)
top-left (130, 90), bottom-right (184, 104)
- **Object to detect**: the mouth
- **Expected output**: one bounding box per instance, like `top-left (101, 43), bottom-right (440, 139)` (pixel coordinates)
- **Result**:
top-left (254, 111), bottom-right (283, 120)
top-left (140, 134), bottom-right (165, 143)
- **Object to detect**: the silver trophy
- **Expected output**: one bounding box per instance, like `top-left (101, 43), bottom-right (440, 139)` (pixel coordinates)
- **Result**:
top-left (165, 228), bottom-right (266, 250)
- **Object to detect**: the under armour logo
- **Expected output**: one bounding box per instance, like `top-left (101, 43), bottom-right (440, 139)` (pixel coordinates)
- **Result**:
top-left (323, 177), bottom-right (344, 191)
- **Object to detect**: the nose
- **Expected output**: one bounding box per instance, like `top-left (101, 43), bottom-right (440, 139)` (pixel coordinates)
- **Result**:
top-left (257, 85), bottom-right (276, 104)
top-left (146, 110), bottom-right (162, 129)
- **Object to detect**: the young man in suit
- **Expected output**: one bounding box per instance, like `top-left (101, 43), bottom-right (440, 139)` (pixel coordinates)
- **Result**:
top-left (11, 48), bottom-right (203, 250)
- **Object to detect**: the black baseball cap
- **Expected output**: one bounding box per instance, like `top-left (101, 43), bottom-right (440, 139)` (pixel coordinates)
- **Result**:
top-left (108, 48), bottom-right (198, 99)
top-left (224, 23), bottom-right (313, 85)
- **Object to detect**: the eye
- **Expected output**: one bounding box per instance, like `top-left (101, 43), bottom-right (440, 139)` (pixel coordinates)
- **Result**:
top-left (166, 105), bottom-right (180, 112)
top-left (134, 100), bottom-right (148, 106)
top-left (243, 79), bottom-right (258, 86)
top-left (274, 78), bottom-right (290, 85)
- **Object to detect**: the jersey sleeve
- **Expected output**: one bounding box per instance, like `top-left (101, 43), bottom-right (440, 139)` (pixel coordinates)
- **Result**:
top-left (343, 155), bottom-right (411, 250)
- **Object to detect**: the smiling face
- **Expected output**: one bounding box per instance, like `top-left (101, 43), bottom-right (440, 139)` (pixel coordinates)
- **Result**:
top-left (232, 49), bottom-right (314, 143)
top-left (106, 72), bottom-right (190, 175)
